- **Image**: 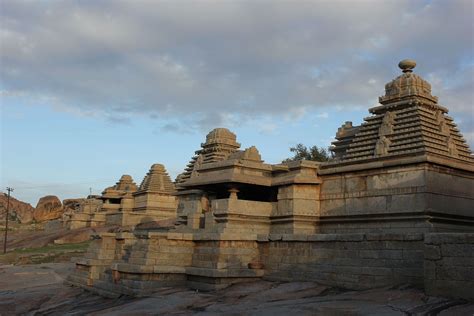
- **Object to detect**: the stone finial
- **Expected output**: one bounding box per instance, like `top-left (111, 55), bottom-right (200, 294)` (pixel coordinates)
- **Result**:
top-left (379, 59), bottom-right (437, 104)
top-left (398, 59), bottom-right (417, 73)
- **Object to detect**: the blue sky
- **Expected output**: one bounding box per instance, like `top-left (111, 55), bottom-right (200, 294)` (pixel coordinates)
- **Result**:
top-left (1, 0), bottom-right (473, 205)
top-left (1, 97), bottom-right (369, 204)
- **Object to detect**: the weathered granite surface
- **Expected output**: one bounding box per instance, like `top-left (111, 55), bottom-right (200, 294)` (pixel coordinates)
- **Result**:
top-left (3, 263), bottom-right (474, 315)
top-left (67, 60), bottom-right (474, 299)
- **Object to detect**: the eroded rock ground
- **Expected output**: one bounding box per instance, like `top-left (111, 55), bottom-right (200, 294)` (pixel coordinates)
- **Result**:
top-left (0, 263), bottom-right (472, 315)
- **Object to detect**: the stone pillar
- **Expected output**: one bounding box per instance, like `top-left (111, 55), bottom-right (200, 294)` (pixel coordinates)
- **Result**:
top-left (228, 188), bottom-right (239, 200)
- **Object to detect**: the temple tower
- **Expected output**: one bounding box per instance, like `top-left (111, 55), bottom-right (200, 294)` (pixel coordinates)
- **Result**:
top-left (176, 128), bottom-right (241, 186)
top-left (131, 164), bottom-right (177, 223)
top-left (322, 60), bottom-right (474, 233)
top-left (100, 175), bottom-right (137, 212)
top-left (331, 59), bottom-right (472, 162)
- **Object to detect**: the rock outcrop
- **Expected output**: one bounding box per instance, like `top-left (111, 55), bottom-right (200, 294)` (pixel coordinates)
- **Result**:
top-left (33, 195), bottom-right (63, 222)
top-left (0, 193), bottom-right (35, 224)
top-left (62, 199), bottom-right (84, 213)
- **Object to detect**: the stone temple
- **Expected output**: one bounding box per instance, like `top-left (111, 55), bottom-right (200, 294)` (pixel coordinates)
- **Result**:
top-left (67, 60), bottom-right (474, 300)
top-left (63, 166), bottom-right (176, 229)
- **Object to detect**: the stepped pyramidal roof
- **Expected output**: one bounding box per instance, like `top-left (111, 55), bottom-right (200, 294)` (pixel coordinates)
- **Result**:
top-left (135, 164), bottom-right (175, 194)
top-left (331, 59), bottom-right (473, 164)
top-left (176, 128), bottom-right (241, 185)
top-left (102, 175), bottom-right (138, 197)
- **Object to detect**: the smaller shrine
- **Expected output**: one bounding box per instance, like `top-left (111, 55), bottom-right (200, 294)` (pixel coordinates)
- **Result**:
top-left (107, 164), bottom-right (177, 226)
top-left (64, 166), bottom-right (177, 229)
top-left (63, 174), bottom-right (138, 229)
top-left (62, 196), bottom-right (103, 229)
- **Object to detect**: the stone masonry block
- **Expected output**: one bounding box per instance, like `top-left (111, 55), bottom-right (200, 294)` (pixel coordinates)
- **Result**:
top-left (440, 244), bottom-right (474, 257)
top-left (425, 233), bottom-right (474, 245)
top-left (402, 250), bottom-right (424, 261)
top-left (423, 261), bottom-right (437, 280)
top-left (424, 245), bottom-right (441, 260)
top-left (436, 265), bottom-right (474, 281)
top-left (359, 250), bottom-right (403, 260)
top-left (440, 256), bottom-right (474, 267)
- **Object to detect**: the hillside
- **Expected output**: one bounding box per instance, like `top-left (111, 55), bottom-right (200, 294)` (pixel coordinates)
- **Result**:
top-left (0, 193), bottom-right (35, 224)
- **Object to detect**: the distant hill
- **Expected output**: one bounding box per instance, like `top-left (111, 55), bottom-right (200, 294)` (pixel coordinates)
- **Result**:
top-left (0, 193), bottom-right (35, 223)
top-left (0, 193), bottom-right (80, 224)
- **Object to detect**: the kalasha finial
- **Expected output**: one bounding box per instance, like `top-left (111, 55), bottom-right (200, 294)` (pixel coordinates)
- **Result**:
top-left (398, 59), bottom-right (416, 73)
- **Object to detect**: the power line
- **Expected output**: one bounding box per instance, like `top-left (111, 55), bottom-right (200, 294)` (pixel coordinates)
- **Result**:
top-left (3, 187), bottom-right (13, 254)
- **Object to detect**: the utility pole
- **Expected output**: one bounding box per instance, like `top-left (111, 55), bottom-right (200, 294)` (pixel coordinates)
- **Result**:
top-left (3, 187), bottom-right (14, 254)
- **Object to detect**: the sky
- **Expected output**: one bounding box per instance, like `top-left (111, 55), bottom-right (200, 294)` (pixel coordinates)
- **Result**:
top-left (1, 0), bottom-right (473, 205)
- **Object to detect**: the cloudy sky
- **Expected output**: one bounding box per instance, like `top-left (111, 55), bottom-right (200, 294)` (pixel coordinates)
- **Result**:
top-left (1, 0), bottom-right (473, 205)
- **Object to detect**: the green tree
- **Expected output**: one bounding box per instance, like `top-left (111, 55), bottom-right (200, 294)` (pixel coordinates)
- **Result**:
top-left (283, 144), bottom-right (332, 162)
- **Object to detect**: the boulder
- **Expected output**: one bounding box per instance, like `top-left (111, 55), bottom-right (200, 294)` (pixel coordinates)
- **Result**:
top-left (62, 198), bottom-right (84, 213)
top-left (0, 193), bottom-right (35, 224)
top-left (34, 195), bottom-right (63, 222)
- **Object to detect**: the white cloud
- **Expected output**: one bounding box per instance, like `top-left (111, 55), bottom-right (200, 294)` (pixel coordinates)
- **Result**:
top-left (285, 106), bottom-right (309, 122)
top-left (0, 0), bottom-right (472, 141)
top-left (257, 122), bottom-right (278, 135)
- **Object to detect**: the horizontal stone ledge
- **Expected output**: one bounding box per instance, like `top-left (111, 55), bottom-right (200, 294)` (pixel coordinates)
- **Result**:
top-left (166, 232), bottom-right (195, 240)
top-left (147, 232), bottom-right (171, 238)
top-left (192, 233), bottom-right (258, 241)
top-left (424, 233), bottom-right (474, 245)
top-left (74, 258), bottom-right (113, 266)
top-left (268, 233), bottom-right (365, 242)
top-left (186, 267), bottom-right (264, 278)
top-left (366, 233), bottom-right (423, 241)
top-left (154, 266), bottom-right (187, 274)
top-left (111, 263), bottom-right (154, 274)
top-left (261, 233), bottom-right (425, 242)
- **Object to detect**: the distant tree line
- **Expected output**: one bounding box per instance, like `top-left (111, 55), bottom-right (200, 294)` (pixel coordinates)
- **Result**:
top-left (283, 144), bottom-right (333, 163)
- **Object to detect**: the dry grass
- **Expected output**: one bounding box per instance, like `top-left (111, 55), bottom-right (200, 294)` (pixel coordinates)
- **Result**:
top-left (0, 241), bottom-right (90, 265)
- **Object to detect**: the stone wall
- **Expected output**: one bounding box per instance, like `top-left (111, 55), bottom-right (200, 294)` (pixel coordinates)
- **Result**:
top-left (69, 231), bottom-right (474, 299)
top-left (262, 233), bottom-right (425, 290)
top-left (424, 233), bottom-right (474, 300)
top-left (187, 239), bottom-right (263, 290)
top-left (318, 163), bottom-right (474, 233)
